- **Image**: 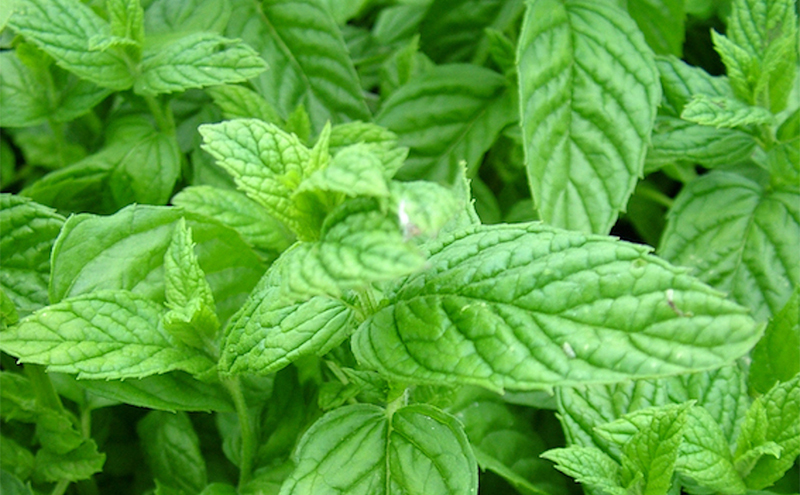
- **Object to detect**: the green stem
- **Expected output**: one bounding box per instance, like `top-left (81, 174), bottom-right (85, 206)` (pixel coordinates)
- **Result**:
top-left (144, 94), bottom-right (175, 135)
top-left (25, 364), bottom-right (65, 413)
top-left (636, 185), bottom-right (674, 209)
top-left (223, 377), bottom-right (255, 488)
top-left (80, 405), bottom-right (92, 438)
top-left (50, 479), bottom-right (70, 495)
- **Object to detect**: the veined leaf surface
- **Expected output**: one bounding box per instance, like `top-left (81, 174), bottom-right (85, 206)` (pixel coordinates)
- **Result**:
top-left (517, 0), bottom-right (660, 234)
top-left (353, 223), bottom-right (759, 391)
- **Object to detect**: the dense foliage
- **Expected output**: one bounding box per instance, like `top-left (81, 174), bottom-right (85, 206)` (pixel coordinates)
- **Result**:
top-left (0, 0), bottom-right (798, 494)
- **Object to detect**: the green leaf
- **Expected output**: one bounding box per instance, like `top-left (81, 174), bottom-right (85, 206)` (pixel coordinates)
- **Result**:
top-left (171, 185), bottom-right (293, 259)
top-left (33, 440), bottom-right (105, 483)
top-left (273, 199), bottom-right (426, 300)
top-left (626, 0), bottom-right (685, 56)
top-left (329, 122), bottom-right (409, 179)
top-left (205, 84), bottom-right (283, 123)
top-left (598, 403), bottom-right (690, 495)
top-left (737, 374), bottom-right (800, 490)
top-left (541, 447), bottom-right (627, 495)
top-left (106, 0), bottom-right (144, 47)
top-left (144, 0), bottom-right (231, 36)
top-left (711, 30), bottom-right (756, 105)
top-left (749, 289), bottom-right (800, 395)
top-left (199, 119), bottom-right (320, 239)
top-left (0, 52), bottom-right (48, 127)
top-left (517, 0), bottom-right (661, 234)
top-left (219, 272), bottom-right (355, 375)
top-left (296, 144), bottom-right (390, 199)
top-left (681, 95), bottom-right (775, 128)
top-left (35, 408), bottom-right (84, 454)
top-left (8, 0), bottom-right (134, 90)
top-left (353, 223), bottom-right (760, 391)
top-left (138, 411), bottom-right (207, 494)
top-left (0, 290), bottom-right (215, 379)
top-left (0, 435), bottom-right (34, 481)
top-left (655, 55), bottom-right (732, 117)
top-left (376, 64), bottom-right (515, 183)
top-left (0, 372), bottom-right (38, 422)
top-left (49, 204), bottom-right (264, 322)
top-left (163, 218), bottom-right (219, 351)
top-left (76, 372), bottom-right (233, 412)
top-left (0, 471), bottom-right (33, 495)
top-left (280, 403), bottom-right (478, 495)
top-left (135, 32), bottom-right (267, 96)
top-left (645, 116), bottom-right (757, 172)
top-left (226, 0), bottom-right (371, 133)
top-left (659, 169), bottom-right (800, 321)
top-left (0, 289), bottom-right (19, 330)
top-left (389, 181), bottom-right (461, 239)
top-left (0, 194), bottom-right (65, 317)
top-left (22, 116), bottom-right (181, 213)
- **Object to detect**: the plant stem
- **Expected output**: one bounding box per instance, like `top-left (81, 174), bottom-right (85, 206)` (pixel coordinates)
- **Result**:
top-left (223, 377), bottom-right (255, 488)
top-left (636, 185), bottom-right (674, 209)
top-left (144, 94), bottom-right (175, 135)
top-left (50, 480), bottom-right (70, 495)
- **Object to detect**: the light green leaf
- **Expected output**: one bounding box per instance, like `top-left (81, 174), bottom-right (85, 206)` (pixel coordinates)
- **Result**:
top-left (0, 471), bottom-right (33, 495)
top-left (163, 218), bottom-right (219, 351)
top-left (0, 289), bottom-right (18, 330)
top-left (353, 223), bottom-right (760, 391)
top-left (681, 95), bottom-right (775, 128)
top-left (541, 447), bottom-right (627, 495)
top-left (737, 374), bottom-right (800, 490)
top-left (77, 372), bottom-right (233, 412)
top-left (171, 185), bottom-right (294, 259)
top-left (655, 55), bottom-right (731, 117)
top-left (35, 409), bottom-right (83, 454)
top-left (296, 145), bottom-right (390, 199)
top-left (219, 273), bottom-right (355, 375)
top-left (377, 64), bottom-right (515, 183)
top-left (205, 84), bottom-right (283, 123)
top-left (226, 0), bottom-right (371, 133)
top-left (749, 289), bottom-right (800, 395)
top-left (33, 440), bottom-right (105, 482)
top-left (0, 52), bottom-right (48, 127)
top-left (0, 194), bottom-right (65, 317)
top-left (8, 0), bottom-right (133, 90)
top-left (329, 122), bottom-right (409, 179)
top-left (711, 30), bottom-right (756, 105)
top-left (0, 290), bottom-right (215, 379)
top-left (273, 199), bottom-right (425, 299)
top-left (659, 168), bottom-right (800, 321)
top-left (280, 403), bottom-right (478, 495)
top-left (199, 119), bottom-right (319, 238)
top-left (135, 32), bottom-right (267, 95)
top-left (22, 116), bottom-right (180, 212)
top-left (138, 411), bottom-right (207, 494)
top-left (0, 372), bottom-right (38, 422)
top-left (106, 0), bottom-right (144, 47)
top-left (597, 403), bottom-right (690, 495)
top-left (627, 0), bottom-right (685, 56)
top-left (645, 116), bottom-right (757, 172)
top-left (144, 0), bottom-right (231, 36)
top-left (676, 406), bottom-right (747, 494)
top-left (389, 181), bottom-right (461, 239)
top-left (0, 435), bottom-right (34, 481)
top-left (49, 204), bottom-right (264, 322)
top-left (517, 0), bottom-right (660, 234)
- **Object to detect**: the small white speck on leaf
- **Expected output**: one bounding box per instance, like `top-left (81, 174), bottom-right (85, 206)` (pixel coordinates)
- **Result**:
top-left (561, 342), bottom-right (576, 359)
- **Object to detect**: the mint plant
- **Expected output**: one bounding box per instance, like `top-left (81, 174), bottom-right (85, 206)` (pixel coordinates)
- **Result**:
top-left (0, 0), bottom-right (798, 494)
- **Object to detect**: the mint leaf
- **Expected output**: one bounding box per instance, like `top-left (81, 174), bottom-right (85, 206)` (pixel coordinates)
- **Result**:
top-left (106, 0), bottom-right (144, 47)
top-left (138, 411), bottom-right (207, 494)
top-left (199, 119), bottom-right (319, 238)
top-left (0, 471), bottom-right (32, 495)
top-left (0, 372), bottom-right (38, 422)
top-left (0, 290), bottom-right (215, 379)
top-left (8, 0), bottom-right (134, 90)
top-left (77, 372), bottom-right (233, 412)
top-left (0, 289), bottom-right (19, 330)
top-left (749, 289), bottom-right (800, 395)
top-left (390, 181), bottom-right (461, 240)
top-left (171, 185), bottom-right (294, 259)
top-left (329, 122), bottom-right (409, 179)
top-left (517, 0), bottom-right (660, 234)
top-left (711, 30), bottom-right (757, 106)
top-left (376, 64), bottom-right (515, 183)
top-left (274, 199), bottom-right (425, 299)
top-left (280, 404), bottom-right (477, 495)
top-left (226, 0), bottom-right (371, 132)
top-left (627, 0), bottom-right (685, 56)
top-left (49, 204), bottom-right (264, 322)
top-left (736, 374), bottom-right (800, 490)
top-left (205, 84), bottom-right (283, 123)
top-left (295, 145), bottom-right (390, 199)
top-left (681, 95), bottom-right (775, 128)
top-left (0, 435), bottom-right (34, 481)
top-left (0, 194), bottom-right (65, 316)
top-left (655, 55), bottom-right (731, 117)
top-left (135, 33), bottom-right (267, 96)
top-left (353, 223), bottom-right (759, 390)
top-left (659, 168), bottom-right (800, 321)
top-left (219, 273), bottom-right (355, 375)
top-left (163, 218), bottom-right (219, 352)
top-left (541, 447), bottom-right (627, 495)
top-left (646, 116), bottom-right (757, 172)
top-left (145, 0), bottom-right (231, 36)
top-left (0, 51), bottom-right (49, 127)
top-left (33, 440), bottom-right (105, 483)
